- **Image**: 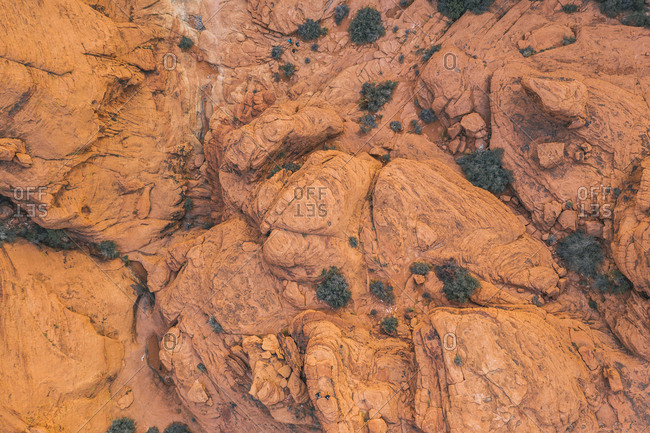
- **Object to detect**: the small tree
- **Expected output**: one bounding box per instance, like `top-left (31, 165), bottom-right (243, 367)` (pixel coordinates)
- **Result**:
top-left (334, 4), bottom-right (350, 25)
top-left (381, 316), bottom-right (398, 334)
top-left (106, 418), bottom-right (136, 433)
top-left (178, 36), bottom-right (194, 50)
top-left (297, 19), bottom-right (327, 40)
top-left (317, 267), bottom-right (351, 309)
top-left (410, 262), bottom-right (430, 276)
top-left (280, 62), bottom-right (296, 78)
top-left (359, 81), bottom-right (398, 113)
top-left (271, 46), bottom-right (284, 59)
top-left (457, 148), bottom-right (511, 194)
top-left (348, 7), bottom-right (385, 44)
top-left (163, 423), bottom-right (192, 433)
top-left (556, 232), bottom-right (603, 277)
top-left (434, 263), bottom-right (480, 303)
top-left (369, 280), bottom-right (395, 304)
top-left (390, 121), bottom-right (403, 132)
top-left (419, 108), bottom-right (436, 124)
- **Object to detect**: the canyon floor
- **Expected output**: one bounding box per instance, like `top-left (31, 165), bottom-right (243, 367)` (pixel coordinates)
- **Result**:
top-left (0, 0), bottom-right (649, 432)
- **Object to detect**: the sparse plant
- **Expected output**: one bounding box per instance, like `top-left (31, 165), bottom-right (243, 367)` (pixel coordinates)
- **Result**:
top-left (359, 81), bottom-right (398, 113)
top-left (317, 267), bottom-right (351, 309)
top-left (163, 423), bottom-right (192, 433)
top-left (410, 262), bottom-right (430, 276)
top-left (453, 354), bottom-right (463, 366)
top-left (421, 44), bottom-right (441, 62)
top-left (106, 418), bottom-right (136, 433)
top-left (369, 280), bottom-right (395, 304)
top-left (434, 262), bottom-right (480, 303)
top-left (556, 231), bottom-right (603, 277)
top-left (419, 108), bottom-right (436, 124)
top-left (98, 240), bottom-right (120, 260)
top-left (381, 316), bottom-right (398, 334)
top-left (271, 46), bottom-right (284, 60)
top-left (621, 10), bottom-right (650, 26)
top-left (349, 236), bottom-right (359, 248)
top-left (280, 62), bottom-right (296, 78)
top-left (334, 4), bottom-right (350, 25)
top-left (437, 0), bottom-right (495, 20)
top-left (297, 19), bottom-right (327, 40)
top-left (390, 121), bottom-right (403, 132)
top-left (208, 316), bottom-right (224, 333)
top-left (562, 3), bottom-right (579, 12)
top-left (562, 36), bottom-right (577, 45)
top-left (348, 7), bottom-right (385, 44)
top-left (457, 148), bottom-right (511, 194)
top-left (519, 46), bottom-right (535, 57)
top-left (178, 36), bottom-right (194, 50)
top-left (184, 197), bottom-right (194, 212)
top-left (409, 119), bottom-right (422, 134)
top-left (359, 114), bottom-right (378, 133)
top-left (594, 268), bottom-right (631, 293)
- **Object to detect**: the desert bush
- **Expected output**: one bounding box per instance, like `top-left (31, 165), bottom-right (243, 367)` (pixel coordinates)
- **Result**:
top-left (410, 262), bottom-right (430, 276)
top-left (359, 81), bottom-right (398, 113)
top-left (348, 7), bottom-right (385, 44)
top-left (434, 263), bottom-right (480, 303)
top-left (369, 280), bottom-right (395, 304)
top-left (146, 428), bottom-right (159, 433)
top-left (421, 44), bottom-right (441, 62)
top-left (390, 121), bottom-right (403, 132)
top-left (208, 316), bottom-right (224, 333)
top-left (409, 119), bottom-right (422, 134)
top-left (437, 0), bottom-right (494, 20)
top-left (556, 232), bottom-right (603, 277)
top-left (271, 46), bottom-right (284, 59)
top-left (163, 423), bottom-right (192, 433)
top-left (595, 0), bottom-right (644, 18)
top-left (562, 36), bottom-right (577, 45)
top-left (381, 316), bottom-right (398, 334)
top-left (562, 3), bottom-right (579, 12)
top-left (178, 36), bottom-right (194, 50)
top-left (457, 148), bottom-right (511, 194)
top-left (280, 62), bottom-right (296, 78)
top-left (317, 267), bottom-right (351, 309)
top-left (106, 418), bottom-right (136, 433)
top-left (297, 19), bottom-right (327, 40)
top-left (348, 236), bottom-right (359, 247)
top-left (520, 46), bottom-right (535, 57)
top-left (419, 108), bottom-right (436, 124)
top-left (622, 10), bottom-right (650, 26)
top-left (23, 227), bottom-right (74, 250)
top-left (594, 269), bottom-right (631, 293)
top-left (267, 161), bottom-right (301, 178)
top-left (98, 240), bottom-right (120, 260)
top-left (334, 4), bottom-right (350, 25)
top-left (358, 114), bottom-right (378, 133)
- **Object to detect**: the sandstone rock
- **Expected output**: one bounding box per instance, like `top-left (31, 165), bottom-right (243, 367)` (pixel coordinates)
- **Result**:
top-left (460, 112), bottom-right (486, 138)
top-left (536, 141), bottom-right (565, 169)
top-left (521, 76), bottom-right (588, 127)
top-left (447, 122), bottom-right (462, 139)
top-left (543, 201), bottom-right (563, 227)
top-left (188, 380), bottom-right (210, 403)
top-left (558, 210), bottom-right (578, 230)
top-left (518, 24), bottom-right (575, 52)
top-left (414, 274), bottom-right (426, 285)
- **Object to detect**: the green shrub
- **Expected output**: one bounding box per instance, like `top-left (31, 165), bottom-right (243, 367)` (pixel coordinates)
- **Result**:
top-left (410, 262), bottom-right (430, 276)
top-left (419, 108), bottom-right (436, 124)
top-left (163, 423), bottom-right (192, 433)
top-left (562, 36), bottom-right (576, 45)
top-left (596, 0), bottom-right (644, 18)
top-left (317, 267), bottom-right (351, 309)
top-left (98, 240), bottom-right (120, 260)
top-left (208, 316), bottom-right (224, 333)
top-left (562, 3), bottom-right (579, 12)
top-left (519, 46), bottom-right (535, 57)
top-left (22, 227), bottom-right (74, 250)
top-left (359, 81), bottom-right (398, 113)
top-left (184, 197), bottom-right (194, 211)
top-left (369, 280), bottom-right (395, 304)
top-left (280, 62), bottom-right (296, 78)
top-left (178, 36), bottom-right (194, 50)
top-left (457, 148), bottom-right (511, 194)
top-left (409, 119), bottom-right (422, 134)
top-left (556, 232), bottom-right (603, 277)
top-left (311, 43), bottom-right (319, 51)
top-left (297, 19), bottom-right (327, 40)
top-left (421, 45), bottom-right (441, 62)
top-left (594, 269), bottom-right (631, 293)
top-left (146, 428), bottom-right (159, 433)
top-left (267, 161), bottom-right (301, 178)
top-left (0, 223), bottom-right (17, 245)
top-left (453, 354), bottom-right (462, 366)
top-left (348, 236), bottom-right (359, 248)
top-left (359, 114), bottom-right (378, 133)
top-left (434, 263), bottom-right (480, 303)
top-left (348, 7), bottom-right (385, 44)
top-left (437, 0), bottom-right (494, 20)
top-left (334, 4), bottom-right (350, 25)
top-left (106, 418), bottom-right (136, 433)
top-left (622, 10), bottom-right (650, 26)
top-left (271, 46), bottom-right (284, 59)
top-left (390, 121), bottom-right (403, 132)
top-left (381, 316), bottom-right (398, 334)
